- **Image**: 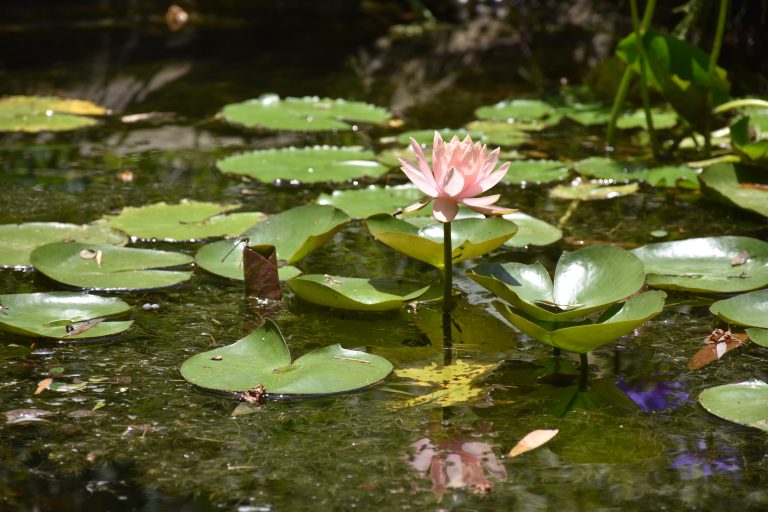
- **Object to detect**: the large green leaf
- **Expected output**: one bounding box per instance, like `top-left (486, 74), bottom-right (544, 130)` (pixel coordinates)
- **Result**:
top-left (216, 147), bottom-right (389, 184)
top-left (0, 222), bottom-right (127, 269)
top-left (102, 201), bottom-right (266, 242)
top-left (286, 275), bottom-right (429, 311)
top-left (0, 292), bottom-right (132, 339)
top-left (699, 380), bottom-right (768, 431)
top-left (317, 184), bottom-right (426, 219)
top-left (549, 182), bottom-right (639, 200)
top-left (493, 291), bottom-right (666, 353)
top-left (633, 236), bottom-right (768, 293)
top-left (503, 160), bottom-right (570, 185)
top-left (365, 214), bottom-right (517, 270)
top-left (574, 157), bottom-right (699, 188)
top-left (617, 29), bottom-right (730, 130)
top-left (461, 120), bottom-right (531, 145)
top-left (699, 163), bottom-right (768, 218)
top-left (709, 289), bottom-right (768, 329)
top-left (220, 93), bottom-right (391, 131)
top-left (474, 99), bottom-right (554, 123)
top-left (30, 242), bottom-right (193, 291)
top-left (470, 245), bottom-right (645, 322)
top-left (180, 319), bottom-right (393, 397)
top-left (502, 212), bottom-right (562, 248)
top-left (0, 95), bottom-right (106, 132)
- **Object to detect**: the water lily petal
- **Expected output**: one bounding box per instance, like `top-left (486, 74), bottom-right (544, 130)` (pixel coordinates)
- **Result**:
top-left (471, 162), bottom-right (510, 195)
top-left (464, 203), bottom-right (517, 217)
top-left (433, 198), bottom-right (459, 223)
top-left (409, 138), bottom-right (439, 189)
top-left (461, 194), bottom-right (501, 207)
top-left (431, 132), bottom-right (448, 185)
top-left (398, 158), bottom-right (439, 196)
top-left (442, 167), bottom-right (466, 197)
top-left (398, 196), bottom-right (433, 215)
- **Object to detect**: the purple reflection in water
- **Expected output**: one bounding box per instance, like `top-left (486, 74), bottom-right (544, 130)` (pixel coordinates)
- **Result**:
top-left (616, 377), bottom-right (690, 412)
top-left (670, 436), bottom-right (741, 480)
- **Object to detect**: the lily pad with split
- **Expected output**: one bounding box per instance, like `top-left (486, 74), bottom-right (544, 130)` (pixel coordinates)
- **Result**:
top-left (0, 292), bottom-right (132, 339)
top-left (0, 95), bottom-right (106, 132)
top-left (709, 289), bottom-right (768, 347)
top-left (699, 380), bottom-right (768, 431)
top-left (30, 242), bottom-right (193, 291)
top-left (287, 275), bottom-right (429, 312)
top-left (180, 319), bottom-right (393, 397)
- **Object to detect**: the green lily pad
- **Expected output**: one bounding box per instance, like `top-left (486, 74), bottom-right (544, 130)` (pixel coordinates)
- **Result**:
top-left (731, 114), bottom-right (768, 164)
top-left (461, 120), bottom-right (531, 145)
top-left (0, 95), bottom-right (106, 132)
top-left (180, 319), bottom-right (393, 397)
top-left (493, 291), bottom-right (666, 353)
top-left (502, 212), bottom-right (562, 248)
top-left (632, 236), bottom-right (768, 293)
top-left (30, 242), bottom-right (193, 291)
top-left (194, 240), bottom-right (301, 282)
top-left (365, 214), bottom-right (517, 270)
top-left (556, 102), bottom-right (612, 126)
top-left (746, 328), bottom-right (768, 347)
top-left (102, 201), bottom-right (266, 242)
top-left (503, 160), bottom-right (570, 185)
top-left (574, 157), bottom-right (699, 188)
top-left (474, 99), bottom-right (554, 123)
top-left (699, 163), bottom-right (768, 218)
top-left (710, 289), bottom-right (768, 332)
top-left (699, 380), bottom-right (768, 431)
top-left (317, 184), bottom-right (426, 219)
top-left (220, 93), bottom-right (391, 131)
top-left (286, 275), bottom-right (429, 311)
top-left (470, 245), bottom-right (645, 322)
top-left (216, 147), bottom-right (389, 184)
top-left (394, 128), bottom-right (485, 146)
top-left (549, 182), bottom-right (639, 200)
top-left (0, 292), bottom-right (132, 340)
top-left (0, 222), bottom-right (127, 269)
top-left (616, 108), bottom-right (678, 130)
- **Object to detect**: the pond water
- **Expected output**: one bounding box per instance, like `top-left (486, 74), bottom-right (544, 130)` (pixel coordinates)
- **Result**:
top-left (1, 2), bottom-right (767, 511)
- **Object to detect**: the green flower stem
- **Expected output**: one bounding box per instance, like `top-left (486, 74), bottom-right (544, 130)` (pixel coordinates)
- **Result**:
top-left (704, 0), bottom-right (729, 157)
top-left (443, 220), bottom-right (453, 313)
top-left (714, 98), bottom-right (768, 114)
top-left (630, 0), bottom-right (660, 159)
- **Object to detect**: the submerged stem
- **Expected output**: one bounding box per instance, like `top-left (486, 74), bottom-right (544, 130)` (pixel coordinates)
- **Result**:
top-left (443, 220), bottom-right (453, 313)
top-left (579, 353), bottom-right (589, 391)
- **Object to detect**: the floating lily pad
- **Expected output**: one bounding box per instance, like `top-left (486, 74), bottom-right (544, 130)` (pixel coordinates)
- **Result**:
top-left (461, 120), bottom-right (531, 145)
top-left (317, 184), bottom-right (426, 219)
top-left (394, 129), bottom-right (485, 146)
top-left (699, 380), bottom-right (768, 431)
top-left (616, 109), bottom-right (678, 130)
top-left (102, 201), bottom-right (266, 242)
top-left (502, 213), bottom-right (562, 248)
top-left (731, 114), bottom-right (768, 164)
top-left (180, 319), bottom-right (393, 397)
top-left (0, 95), bottom-right (106, 132)
top-left (574, 157), bottom-right (699, 188)
top-left (470, 245), bottom-right (645, 322)
top-left (287, 275), bottom-right (429, 311)
top-left (557, 102), bottom-right (612, 126)
top-left (699, 163), bottom-right (768, 218)
top-left (195, 204), bottom-right (348, 281)
top-left (0, 222), bottom-right (127, 269)
top-left (710, 289), bottom-right (768, 347)
top-left (365, 214), bottom-right (517, 270)
top-left (503, 160), bottom-right (570, 185)
top-left (493, 291), bottom-right (666, 353)
top-left (216, 147), bottom-right (389, 184)
top-left (474, 99), bottom-right (554, 124)
top-left (0, 292), bottom-right (132, 339)
top-left (220, 93), bottom-right (391, 131)
top-left (30, 242), bottom-right (193, 291)
top-left (549, 182), bottom-right (639, 200)
top-left (633, 236), bottom-right (768, 293)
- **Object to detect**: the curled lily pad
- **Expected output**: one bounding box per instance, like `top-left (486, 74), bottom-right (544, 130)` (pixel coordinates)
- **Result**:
top-left (469, 245), bottom-right (645, 322)
top-left (0, 95), bottom-right (106, 132)
top-left (317, 184), bottom-right (426, 219)
top-left (30, 242), bottom-right (193, 291)
top-left (549, 182), bottom-right (639, 200)
top-left (699, 380), bottom-right (768, 431)
top-left (102, 200), bottom-right (266, 242)
top-left (216, 146), bottom-right (389, 184)
top-left (710, 289), bottom-right (768, 347)
top-left (632, 236), bottom-right (768, 293)
top-left (0, 222), bottom-right (127, 269)
top-left (220, 93), bottom-right (391, 131)
top-left (493, 291), bottom-right (666, 353)
top-left (180, 319), bottom-right (393, 397)
top-left (0, 292), bottom-right (132, 339)
top-left (503, 160), bottom-right (570, 185)
top-left (699, 163), bottom-right (768, 218)
top-left (502, 213), bottom-right (562, 248)
top-left (287, 275), bottom-right (429, 311)
top-left (365, 214), bottom-right (517, 270)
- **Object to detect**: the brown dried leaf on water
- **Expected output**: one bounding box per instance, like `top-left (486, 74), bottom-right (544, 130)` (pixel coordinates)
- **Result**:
top-left (508, 429), bottom-right (559, 458)
top-left (688, 329), bottom-right (746, 370)
top-left (731, 251), bottom-right (749, 266)
top-left (5, 408), bottom-right (53, 424)
top-left (34, 377), bottom-right (53, 394)
top-left (243, 244), bottom-right (281, 300)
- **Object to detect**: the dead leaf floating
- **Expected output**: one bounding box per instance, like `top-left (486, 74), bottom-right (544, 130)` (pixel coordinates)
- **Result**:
top-left (508, 429), bottom-right (559, 458)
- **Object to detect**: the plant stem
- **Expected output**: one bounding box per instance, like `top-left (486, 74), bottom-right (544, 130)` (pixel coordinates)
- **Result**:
top-left (579, 353), bottom-right (589, 391)
top-left (630, 0), bottom-right (660, 159)
top-left (553, 347), bottom-right (561, 357)
top-left (443, 220), bottom-right (453, 314)
top-left (704, 0), bottom-right (729, 157)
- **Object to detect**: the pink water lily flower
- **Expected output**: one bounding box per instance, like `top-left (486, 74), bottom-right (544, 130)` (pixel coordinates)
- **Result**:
top-left (398, 131), bottom-right (516, 223)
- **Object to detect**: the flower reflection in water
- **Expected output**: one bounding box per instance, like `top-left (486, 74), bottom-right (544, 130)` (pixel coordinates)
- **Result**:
top-left (670, 435), bottom-right (741, 480)
top-left (408, 437), bottom-right (507, 502)
top-left (616, 377), bottom-right (690, 412)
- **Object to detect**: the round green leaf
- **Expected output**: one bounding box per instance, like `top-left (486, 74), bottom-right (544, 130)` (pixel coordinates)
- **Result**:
top-left (574, 157), bottom-right (699, 188)
top-left (220, 94), bottom-right (390, 131)
top-left (699, 380), bottom-right (768, 431)
top-left (0, 292), bottom-right (132, 339)
top-left (502, 213), bottom-right (562, 248)
top-left (633, 236), bottom-right (768, 293)
top-left (474, 99), bottom-right (554, 123)
top-left (493, 291), bottom-right (666, 353)
top-left (394, 128), bottom-right (485, 146)
top-left (194, 239), bottom-right (300, 282)
top-left (30, 242), bottom-right (193, 291)
top-left (747, 328), bottom-right (768, 347)
top-left (180, 319), bottom-right (393, 397)
top-left (503, 160), bottom-right (570, 185)
top-left (556, 103), bottom-right (612, 126)
top-left (287, 275), bottom-right (429, 311)
top-left (616, 108), bottom-right (678, 130)
top-left (102, 201), bottom-right (266, 242)
top-left (699, 163), bottom-right (768, 218)
top-left (0, 96), bottom-right (105, 132)
top-left (216, 146), bottom-right (389, 184)
top-left (549, 182), bottom-right (639, 200)
top-left (470, 245), bottom-right (645, 322)
top-left (317, 184), bottom-right (426, 219)
top-left (365, 214), bottom-right (517, 270)
top-left (710, 289), bottom-right (768, 329)
top-left (0, 222), bottom-right (127, 269)
top-left (463, 120), bottom-right (532, 144)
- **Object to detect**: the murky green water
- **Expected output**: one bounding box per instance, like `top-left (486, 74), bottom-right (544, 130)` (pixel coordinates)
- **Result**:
top-left (2, 3), bottom-right (767, 511)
